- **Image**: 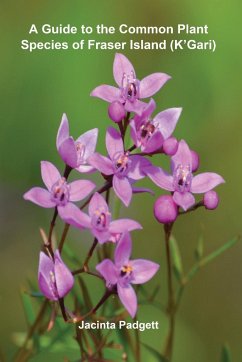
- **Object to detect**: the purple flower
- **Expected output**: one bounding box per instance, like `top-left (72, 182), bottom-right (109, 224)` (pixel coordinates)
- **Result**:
top-left (130, 99), bottom-right (182, 154)
top-left (145, 140), bottom-right (225, 211)
top-left (38, 250), bottom-right (74, 300)
top-left (88, 127), bottom-right (151, 206)
top-left (58, 192), bottom-right (142, 244)
top-left (96, 233), bottom-right (159, 317)
top-left (23, 161), bottom-right (95, 218)
top-left (91, 53), bottom-right (170, 116)
top-left (57, 113), bottom-right (98, 173)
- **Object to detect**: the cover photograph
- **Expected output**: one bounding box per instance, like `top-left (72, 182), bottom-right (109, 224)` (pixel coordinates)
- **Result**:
top-left (0, 1), bottom-right (242, 361)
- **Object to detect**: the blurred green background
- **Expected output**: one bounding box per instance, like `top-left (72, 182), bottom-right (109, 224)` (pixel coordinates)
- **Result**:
top-left (1, 0), bottom-right (242, 361)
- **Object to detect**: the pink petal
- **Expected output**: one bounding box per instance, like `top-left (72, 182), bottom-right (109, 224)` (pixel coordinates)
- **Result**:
top-left (191, 173), bottom-right (225, 194)
top-left (113, 175), bottom-right (132, 207)
top-left (38, 252), bottom-right (56, 300)
top-left (113, 53), bottom-right (136, 87)
top-left (132, 186), bottom-right (154, 195)
top-left (58, 202), bottom-right (91, 228)
top-left (58, 137), bottom-right (77, 168)
top-left (91, 229), bottom-right (112, 244)
top-left (144, 165), bottom-right (174, 191)
top-left (154, 107), bottom-right (182, 140)
top-left (88, 192), bottom-right (109, 217)
top-left (141, 131), bottom-right (164, 154)
top-left (171, 140), bottom-right (192, 172)
top-left (173, 191), bottom-right (195, 211)
top-left (69, 180), bottom-right (95, 202)
top-left (56, 113), bottom-right (69, 149)
top-left (41, 161), bottom-right (61, 191)
top-left (125, 99), bottom-right (146, 116)
top-left (128, 156), bottom-right (151, 180)
top-left (129, 120), bottom-right (139, 147)
top-left (23, 187), bottom-right (56, 208)
top-left (88, 153), bottom-right (114, 175)
top-left (96, 259), bottom-right (118, 285)
top-left (90, 85), bottom-right (120, 102)
top-left (54, 250), bottom-right (74, 298)
top-left (139, 73), bottom-right (171, 98)
top-left (115, 233), bottom-right (132, 267)
top-left (75, 128), bottom-right (99, 162)
top-left (131, 259), bottom-right (160, 284)
top-left (75, 165), bottom-right (96, 173)
top-left (109, 219), bottom-right (142, 234)
top-left (117, 284), bottom-right (137, 318)
top-left (106, 127), bottom-right (124, 160)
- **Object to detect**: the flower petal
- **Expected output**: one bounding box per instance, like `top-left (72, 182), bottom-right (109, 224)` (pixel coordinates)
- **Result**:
top-left (114, 233), bottom-right (132, 267)
top-left (91, 229), bottom-right (112, 244)
top-left (144, 165), bottom-right (174, 191)
top-left (113, 175), bottom-right (132, 207)
top-left (139, 73), bottom-right (171, 98)
top-left (54, 250), bottom-right (74, 299)
top-left (69, 180), bottom-right (95, 202)
top-left (128, 155), bottom-right (151, 180)
top-left (113, 53), bottom-right (136, 87)
top-left (131, 259), bottom-right (160, 284)
top-left (171, 139), bottom-right (192, 172)
top-left (58, 137), bottom-right (77, 168)
top-left (41, 161), bottom-right (61, 191)
top-left (106, 127), bottom-right (124, 160)
top-left (88, 153), bottom-right (114, 175)
top-left (154, 107), bottom-right (182, 140)
top-left (38, 252), bottom-right (56, 300)
top-left (58, 202), bottom-right (91, 228)
top-left (125, 99), bottom-right (146, 116)
top-left (90, 85), bottom-right (120, 102)
top-left (191, 173), bottom-right (225, 194)
top-left (23, 187), bottom-right (56, 208)
top-left (117, 284), bottom-right (137, 318)
top-left (96, 259), bottom-right (118, 285)
top-left (88, 192), bottom-right (109, 217)
top-left (109, 219), bottom-right (142, 234)
top-left (173, 191), bottom-right (195, 211)
top-left (76, 165), bottom-right (96, 173)
top-left (132, 186), bottom-right (154, 195)
top-left (56, 113), bottom-right (69, 149)
top-left (141, 131), bottom-right (164, 154)
top-left (75, 128), bottom-right (99, 162)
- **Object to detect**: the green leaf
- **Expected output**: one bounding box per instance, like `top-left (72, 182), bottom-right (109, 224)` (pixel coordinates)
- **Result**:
top-left (220, 344), bottom-right (231, 362)
top-left (170, 236), bottom-right (183, 281)
top-left (187, 237), bottom-right (240, 282)
top-left (21, 290), bottom-right (36, 325)
top-left (141, 342), bottom-right (168, 362)
top-left (195, 236), bottom-right (204, 261)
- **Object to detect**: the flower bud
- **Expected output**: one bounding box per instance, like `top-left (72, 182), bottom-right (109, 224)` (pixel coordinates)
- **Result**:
top-left (163, 137), bottom-right (178, 156)
top-left (191, 150), bottom-right (200, 172)
top-left (108, 101), bottom-right (126, 123)
top-left (154, 195), bottom-right (178, 224)
top-left (203, 190), bottom-right (219, 210)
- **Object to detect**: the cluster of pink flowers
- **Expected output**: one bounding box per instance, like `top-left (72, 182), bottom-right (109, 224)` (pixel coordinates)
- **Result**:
top-left (23, 53), bottom-right (224, 318)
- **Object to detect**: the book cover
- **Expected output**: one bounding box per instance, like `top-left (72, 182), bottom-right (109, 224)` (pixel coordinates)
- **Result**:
top-left (1, 1), bottom-right (241, 361)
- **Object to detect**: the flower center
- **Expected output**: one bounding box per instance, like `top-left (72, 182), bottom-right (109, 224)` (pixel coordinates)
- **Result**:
top-left (119, 264), bottom-right (133, 285)
top-left (139, 120), bottom-right (158, 146)
top-left (91, 208), bottom-right (111, 231)
top-left (51, 177), bottom-right (70, 206)
top-left (121, 71), bottom-right (139, 103)
top-left (75, 142), bottom-right (86, 165)
top-left (113, 151), bottom-right (130, 176)
top-left (173, 164), bottom-right (192, 193)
